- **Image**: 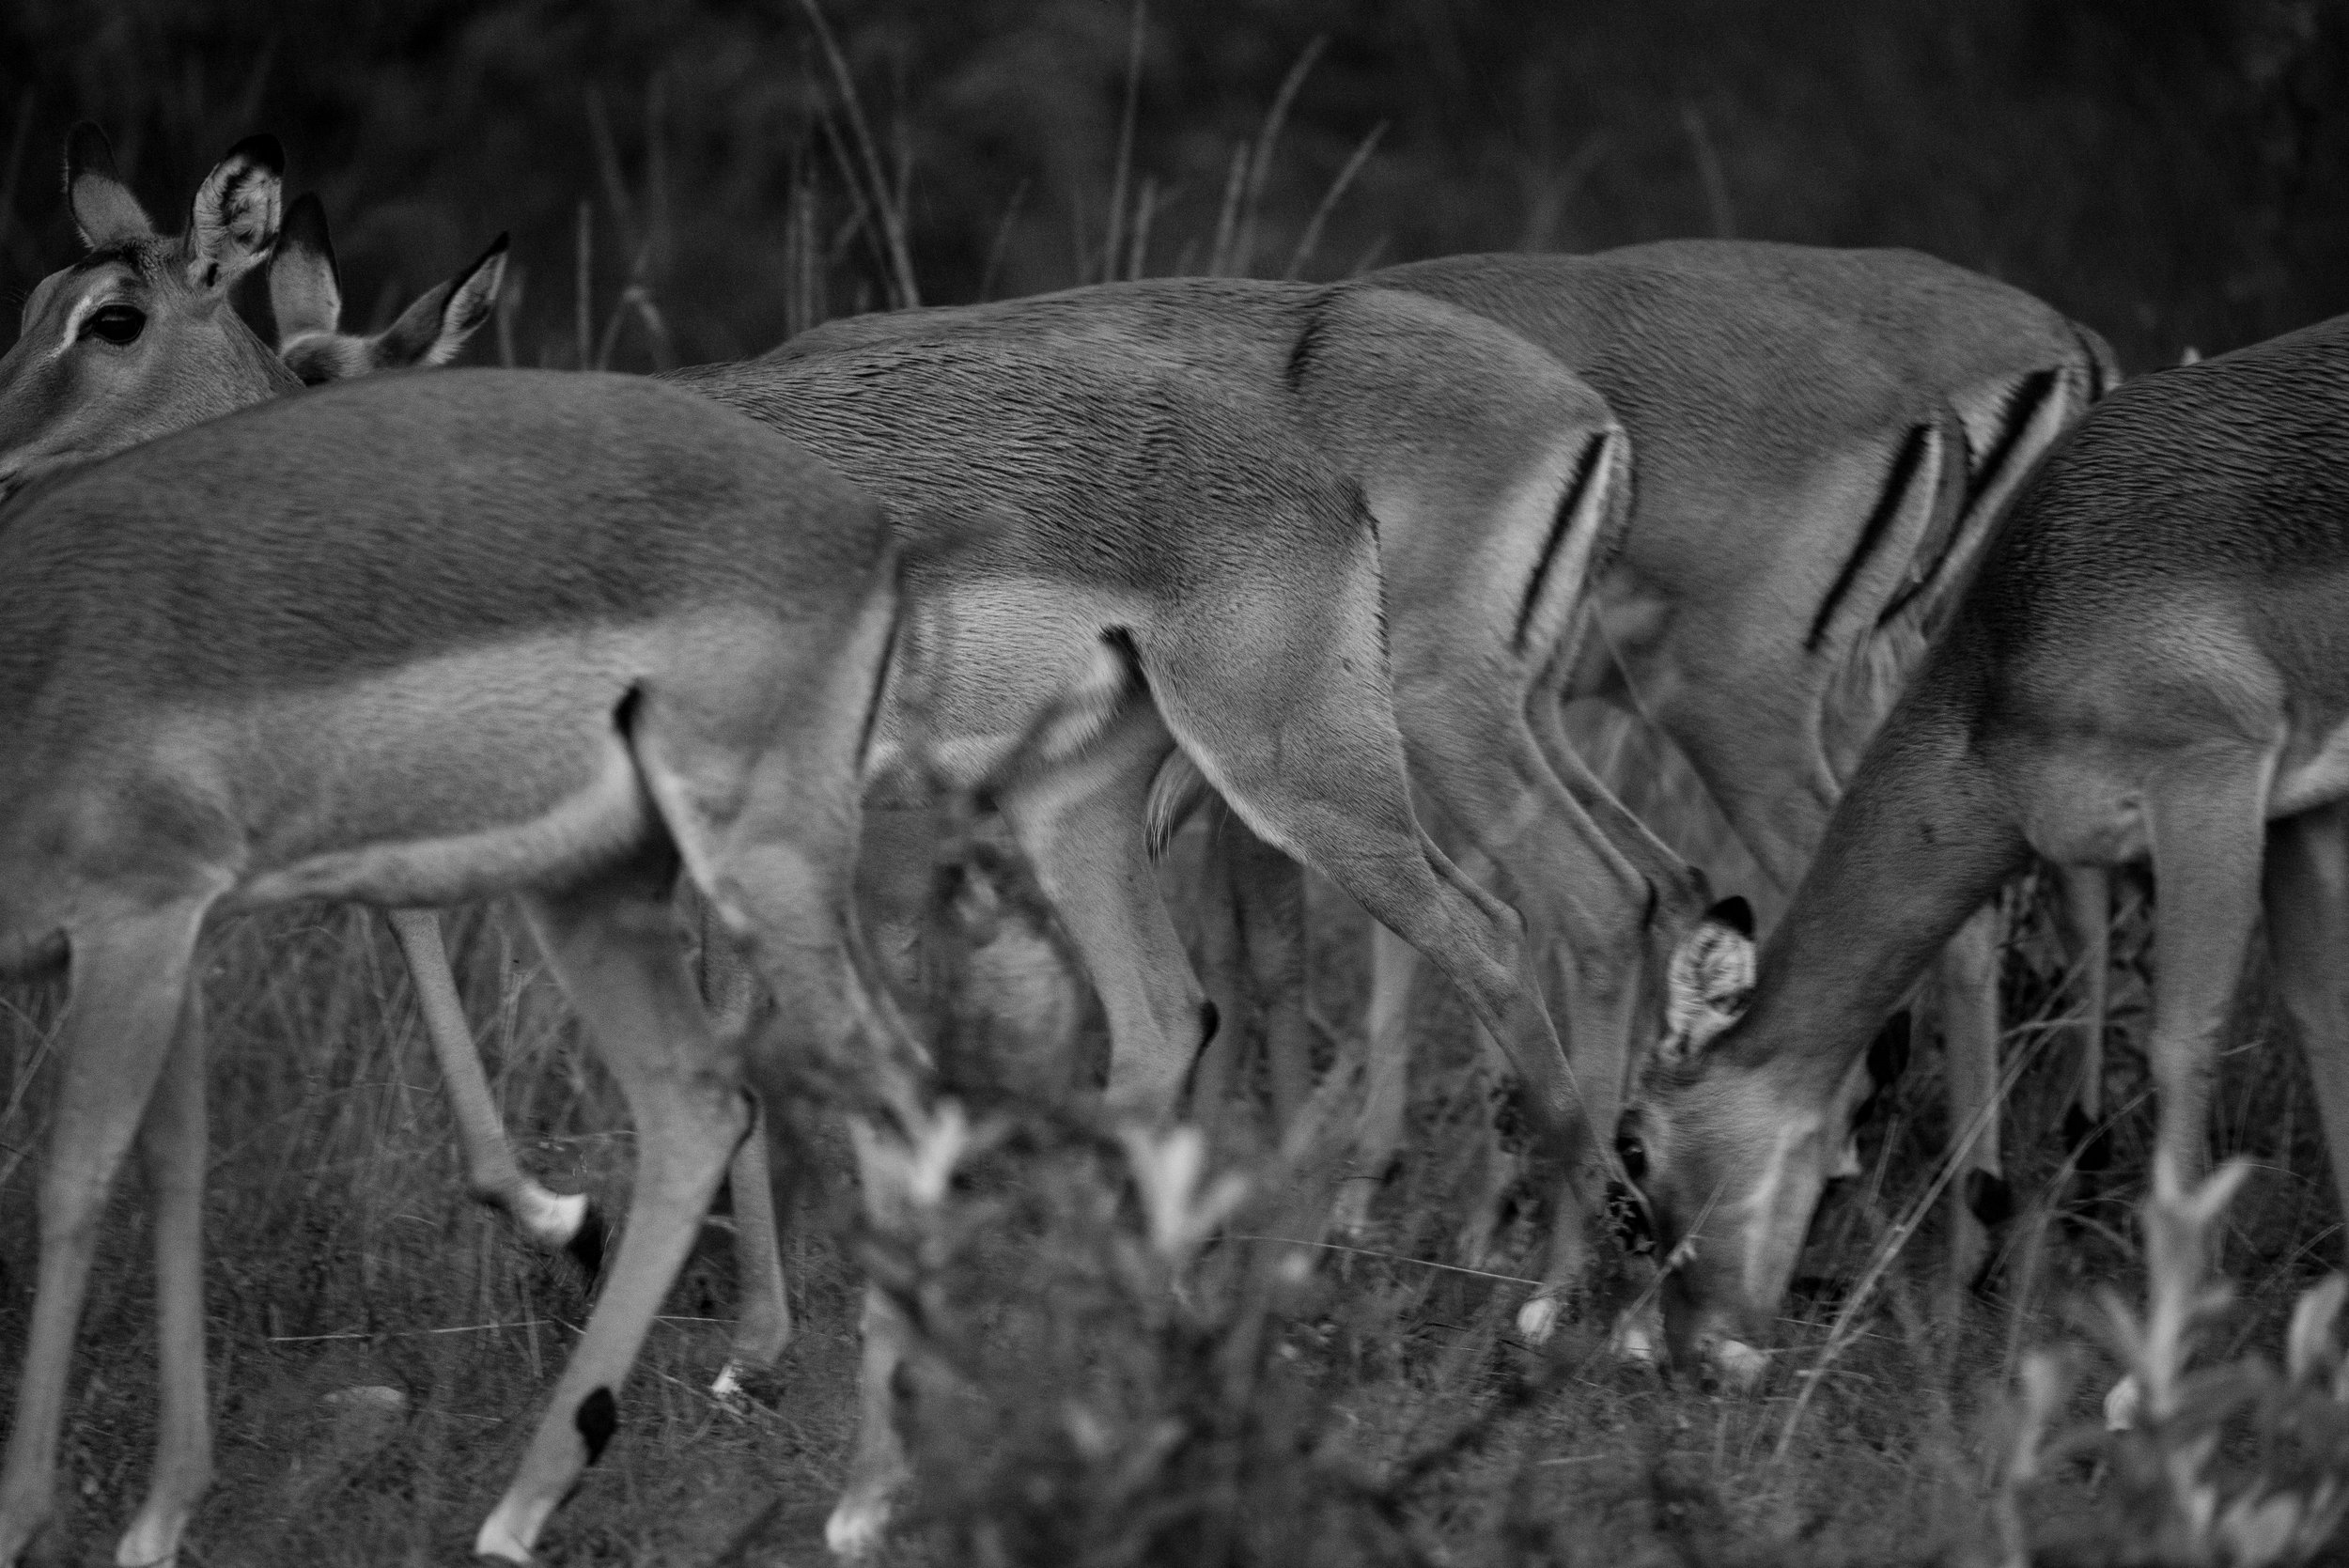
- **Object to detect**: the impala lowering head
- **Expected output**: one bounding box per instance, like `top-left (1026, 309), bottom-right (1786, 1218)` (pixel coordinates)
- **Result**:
top-left (0, 124), bottom-right (288, 501)
top-left (1615, 896), bottom-right (1890, 1387)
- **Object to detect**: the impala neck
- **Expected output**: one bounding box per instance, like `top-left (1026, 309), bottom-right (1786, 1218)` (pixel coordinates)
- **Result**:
top-left (1726, 666), bottom-right (2029, 1094)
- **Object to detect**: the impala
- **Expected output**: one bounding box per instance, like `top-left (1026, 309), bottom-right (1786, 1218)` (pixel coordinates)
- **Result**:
top-left (1621, 314), bottom-right (2349, 1383)
top-left (1159, 243), bottom-right (2123, 1325)
top-left (0, 126), bottom-right (813, 1391)
top-left (0, 367), bottom-right (899, 1568)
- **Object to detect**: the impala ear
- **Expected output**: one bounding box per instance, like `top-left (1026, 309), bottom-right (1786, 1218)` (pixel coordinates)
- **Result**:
top-left (1660, 897), bottom-right (1755, 1063)
top-left (65, 122), bottom-right (153, 249)
top-left (270, 193), bottom-right (344, 343)
top-left (185, 133), bottom-right (283, 293)
top-left (369, 232), bottom-right (509, 369)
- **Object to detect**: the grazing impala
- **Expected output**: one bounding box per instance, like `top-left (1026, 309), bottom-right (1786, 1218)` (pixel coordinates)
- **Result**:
top-left (1253, 243), bottom-right (2120, 1321)
top-left (798, 245), bottom-right (2121, 1333)
top-left (0, 368), bottom-right (899, 1568)
top-left (670, 302), bottom-right (1634, 1551)
top-left (1620, 314), bottom-right (2349, 1384)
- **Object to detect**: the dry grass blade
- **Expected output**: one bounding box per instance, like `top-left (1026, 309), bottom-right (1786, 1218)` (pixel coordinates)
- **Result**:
top-left (1774, 1013), bottom-right (2055, 1463)
top-left (1232, 34), bottom-right (1327, 276)
top-left (0, 97), bottom-right (37, 270)
top-left (1681, 99), bottom-right (1737, 239)
top-left (975, 177), bottom-right (1028, 303)
top-left (1101, 0), bottom-right (1146, 286)
top-left (1206, 139), bottom-right (1250, 276)
top-left (1283, 119), bottom-right (1386, 280)
top-left (572, 199), bottom-right (592, 369)
top-left (797, 0), bottom-right (920, 307)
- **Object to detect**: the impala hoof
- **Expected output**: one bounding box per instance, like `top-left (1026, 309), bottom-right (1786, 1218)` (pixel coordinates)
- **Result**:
top-left (1516, 1292), bottom-right (1563, 1343)
top-left (1704, 1337), bottom-right (1767, 1390)
top-left (474, 1493), bottom-right (555, 1564)
top-left (2104, 1373), bottom-right (2141, 1432)
top-left (825, 1488), bottom-right (895, 1559)
top-left (1608, 1301), bottom-right (1663, 1366)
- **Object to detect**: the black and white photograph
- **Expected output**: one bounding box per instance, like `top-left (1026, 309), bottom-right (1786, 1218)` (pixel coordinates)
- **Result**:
top-left (1, 3), bottom-right (2347, 1562)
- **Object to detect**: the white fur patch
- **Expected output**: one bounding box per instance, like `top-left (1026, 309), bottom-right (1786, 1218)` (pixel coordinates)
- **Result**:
top-left (1664, 917), bottom-right (1755, 1053)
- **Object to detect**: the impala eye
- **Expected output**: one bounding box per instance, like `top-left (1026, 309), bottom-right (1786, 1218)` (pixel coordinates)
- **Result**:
top-left (83, 304), bottom-right (146, 346)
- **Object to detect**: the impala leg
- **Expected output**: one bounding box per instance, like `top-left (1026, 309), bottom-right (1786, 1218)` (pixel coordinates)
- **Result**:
top-left (1330, 920), bottom-right (1420, 1243)
top-left (386, 908), bottom-right (599, 1267)
top-left (0, 901), bottom-right (210, 1568)
top-left (1184, 805), bottom-right (1251, 1135)
top-left (1937, 904), bottom-right (2005, 1290)
top-left (1395, 673), bottom-right (1658, 1327)
top-left (2143, 751), bottom-right (2276, 1200)
top-left (709, 1098), bottom-right (792, 1399)
top-left (113, 985), bottom-right (210, 1568)
top-left (686, 893), bottom-right (795, 1396)
top-left (2263, 804), bottom-right (2349, 1237)
top-left (622, 649), bottom-right (913, 1559)
top-left (2056, 866), bottom-right (2112, 1157)
top-left (1147, 649), bottom-right (1597, 1288)
top-left (473, 864), bottom-right (747, 1563)
top-left (996, 706), bottom-right (1206, 1122)
top-left (828, 1120), bottom-right (915, 1560)
top-left (1219, 820), bottom-right (1313, 1126)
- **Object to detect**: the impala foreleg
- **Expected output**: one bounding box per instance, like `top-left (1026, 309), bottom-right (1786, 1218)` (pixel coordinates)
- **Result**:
top-left (2263, 803), bottom-right (2349, 1235)
top-left (0, 901), bottom-right (210, 1568)
top-left (386, 908), bottom-right (602, 1270)
top-left (2143, 749), bottom-right (2278, 1203)
top-left (474, 868), bottom-right (748, 1563)
top-left (112, 986), bottom-right (210, 1568)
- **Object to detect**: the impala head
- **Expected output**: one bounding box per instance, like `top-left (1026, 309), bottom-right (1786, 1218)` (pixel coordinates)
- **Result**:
top-left (1616, 896), bottom-right (1897, 1387)
top-left (270, 192), bottom-right (508, 384)
top-left (0, 124), bottom-right (288, 502)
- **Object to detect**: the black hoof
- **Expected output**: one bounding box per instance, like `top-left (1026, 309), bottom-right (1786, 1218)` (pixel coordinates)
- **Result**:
top-left (1962, 1170), bottom-right (2015, 1230)
top-left (566, 1202), bottom-right (612, 1282)
top-left (2062, 1104), bottom-right (2113, 1174)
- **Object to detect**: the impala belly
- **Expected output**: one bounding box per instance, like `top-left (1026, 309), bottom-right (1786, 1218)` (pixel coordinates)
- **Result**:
top-left (194, 632), bottom-right (678, 910)
top-left (866, 577), bottom-right (1143, 792)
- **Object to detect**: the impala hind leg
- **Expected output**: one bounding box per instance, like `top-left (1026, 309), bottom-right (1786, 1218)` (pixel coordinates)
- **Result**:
top-left (996, 706), bottom-right (1207, 1121)
top-left (1330, 920), bottom-right (1423, 1244)
top-left (687, 901), bottom-right (795, 1398)
top-left (2263, 803), bottom-right (2349, 1236)
top-left (1188, 809), bottom-right (1314, 1139)
top-left (0, 900), bottom-right (210, 1568)
top-left (1144, 644), bottom-right (1595, 1283)
top-left (387, 908), bottom-right (603, 1270)
top-left (472, 862), bottom-right (749, 1563)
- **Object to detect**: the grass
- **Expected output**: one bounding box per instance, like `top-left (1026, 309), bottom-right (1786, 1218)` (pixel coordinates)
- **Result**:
top-left (4, 817), bottom-right (2345, 1564)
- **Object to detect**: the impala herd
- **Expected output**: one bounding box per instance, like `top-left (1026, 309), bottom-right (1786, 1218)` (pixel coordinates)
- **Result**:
top-left (0, 123), bottom-right (2340, 1564)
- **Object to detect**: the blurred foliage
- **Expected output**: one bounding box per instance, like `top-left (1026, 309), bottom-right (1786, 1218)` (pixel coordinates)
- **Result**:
top-left (4, 0), bottom-right (2347, 371)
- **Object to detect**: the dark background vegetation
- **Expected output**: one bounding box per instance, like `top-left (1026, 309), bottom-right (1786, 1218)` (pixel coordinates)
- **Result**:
top-left (8, 2), bottom-right (2349, 1563)
top-left (4, 0), bottom-right (2347, 369)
